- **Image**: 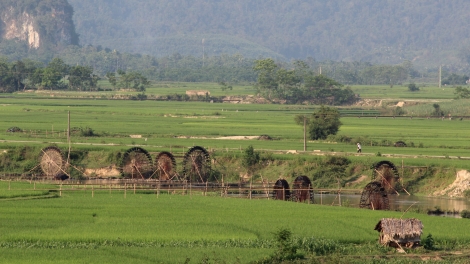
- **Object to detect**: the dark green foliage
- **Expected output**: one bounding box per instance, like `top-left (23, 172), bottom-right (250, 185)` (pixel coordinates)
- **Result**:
top-left (432, 103), bottom-right (444, 117)
top-left (254, 59), bottom-right (357, 105)
top-left (115, 71), bottom-right (149, 91)
top-left (253, 228), bottom-right (303, 263)
top-left (242, 145), bottom-right (260, 170)
top-left (454, 86), bottom-right (470, 99)
top-left (441, 73), bottom-right (469, 86)
top-left (360, 65), bottom-right (408, 85)
top-left (219, 81), bottom-right (233, 91)
top-left (393, 106), bottom-right (405, 116)
top-left (312, 156), bottom-right (351, 188)
top-left (423, 234), bottom-right (435, 250)
top-left (80, 127), bottom-right (95, 137)
top-left (408, 83), bottom-right (420, 92)
top-left (304, 106), bottom-right (342, 140)
top-left (0, 146), bottom-right (41, 172)
top-left (68, 65), bottom-right (99, 91)
top-left (460, 210), bottom-right (470, 219)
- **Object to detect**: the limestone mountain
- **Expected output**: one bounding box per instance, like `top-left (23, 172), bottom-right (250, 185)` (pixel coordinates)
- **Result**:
top-left (0, 0), bottom-right (78, 50)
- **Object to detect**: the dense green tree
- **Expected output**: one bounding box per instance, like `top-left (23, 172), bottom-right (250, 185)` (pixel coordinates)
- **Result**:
top-left (0, 61), bottom-right (15, 93)
top-left (408, 83), bottom-right (419, 92)
top-left (242, 145), bottom-right (260, 172)
top-left (454, 86), bottom-right (470, 99)
top-left (297, 106), bottom-right (342, 140)
top-left (359, 65), bottom-right (408, 85)
top-left (36, 58), bottom-right (70, 90)
top-left (117, 71), bottom-right (150, 91)
top-left (106, 72), bottom-right (117, 89)
top-left (441, 73), bottom-right (469, 86)
top-left (253, 58), bottom-right (279, 100)
top-left (431, 103), bottom-right (444, 117)
top-left (68, 65), bottom-right (99, 91)
top-left (254, 59), bottom-right (357, 105)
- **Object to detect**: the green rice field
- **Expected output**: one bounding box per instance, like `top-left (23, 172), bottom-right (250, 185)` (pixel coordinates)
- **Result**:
top-left (1, 181), bottom-right (469, 263)
top-left (2, 84), bottom-right (470, 262)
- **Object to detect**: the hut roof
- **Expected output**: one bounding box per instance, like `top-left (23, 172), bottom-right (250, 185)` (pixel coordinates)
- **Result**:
top-left (374, 218), bottom-right (423, 239)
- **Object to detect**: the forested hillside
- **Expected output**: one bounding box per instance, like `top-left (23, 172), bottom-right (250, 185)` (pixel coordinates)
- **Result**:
top-left (67, 0), bottom-right (470, 68)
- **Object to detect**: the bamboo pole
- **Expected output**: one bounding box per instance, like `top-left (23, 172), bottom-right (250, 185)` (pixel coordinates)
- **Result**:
top-left (249, 182), bottom-right (252, 200)
top-left (157, 181), bottom-right (160, 198)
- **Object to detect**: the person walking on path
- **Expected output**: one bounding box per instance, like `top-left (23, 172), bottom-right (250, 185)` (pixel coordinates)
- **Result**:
top-left (357, 143), bottom-right (362, 153)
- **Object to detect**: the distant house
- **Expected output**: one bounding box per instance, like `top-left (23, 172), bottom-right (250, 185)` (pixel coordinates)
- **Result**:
top-left (186, 90), bottom-right (210, 96)
top-left (374, 218), bottom-right (423, 248)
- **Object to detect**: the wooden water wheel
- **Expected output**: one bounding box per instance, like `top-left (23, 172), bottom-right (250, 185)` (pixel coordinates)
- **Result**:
top-left (155, 151), bottom-right (176, 181)
top-left (182, 146), bottom-right (211, 182)
top-left (272, 179), bottom-right (290, 200)
top-left (372, 161), bottom-right (400, 194)
top-left (394, 141), bottom-right (407, 147)
top-left (291, 176), bottom-right (313, 203)
top-left (39, 146), bottom-right (65, 178)
top-left (120, 147), bottom-right (153, 179)
top-left (359, 181), bottom-right (389, 210)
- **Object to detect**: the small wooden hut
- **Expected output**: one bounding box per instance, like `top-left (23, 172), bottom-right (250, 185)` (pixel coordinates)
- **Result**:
top-left (374, 218), bottom-right (423, 248)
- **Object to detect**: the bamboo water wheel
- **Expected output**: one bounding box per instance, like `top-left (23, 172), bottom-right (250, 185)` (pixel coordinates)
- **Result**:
top-left (155, 151), bottom-right (177, 181)
top-left (182, 146), bottom-right (211, 182)
top-left (372, 161), bottom-right (400, 194)
top-left (273, 179), bottom-right (290, 200)
top-left (39, 146), bottom-right (65, 179)
top-left (291, 176), bottom-right (313, 203)
top-left (119, 147), bottom-right (154, 179)
top-left (359, 181), bottom-right (389, 210)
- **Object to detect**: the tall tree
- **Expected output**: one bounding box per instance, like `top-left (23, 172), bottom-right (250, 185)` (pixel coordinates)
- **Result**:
top-left (296, 106), bottom-right (342, 140)
top-left (68, 65), bottom-right (99, 91)
top-left (253, 58), bottom-right (279, 100)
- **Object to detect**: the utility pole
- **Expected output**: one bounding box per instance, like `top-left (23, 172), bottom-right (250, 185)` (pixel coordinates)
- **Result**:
top-left (438, 65), bottom-right (441, 88)
top-left (67, 110), bottom-right (70, 143)
top-left (202, 38), bottom-right (205, 67)
top-left (303, 116), bottom-right (307, 151)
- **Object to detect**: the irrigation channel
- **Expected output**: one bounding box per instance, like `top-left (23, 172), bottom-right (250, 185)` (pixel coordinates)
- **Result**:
top-left (2, 178), bottom-right (468, 217)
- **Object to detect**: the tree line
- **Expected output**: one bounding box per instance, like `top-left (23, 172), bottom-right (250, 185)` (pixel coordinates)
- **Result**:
top-left (1, 48), bottom-right (469, 94)
top-left (0, 57), bottom-right (148, 92)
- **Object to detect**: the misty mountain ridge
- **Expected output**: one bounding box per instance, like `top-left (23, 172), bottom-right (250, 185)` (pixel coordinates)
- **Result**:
top-left (67, 0), bottom-right (470, 69)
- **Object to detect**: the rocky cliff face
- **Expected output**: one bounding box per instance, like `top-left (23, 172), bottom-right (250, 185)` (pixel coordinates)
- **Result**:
top-left (0, 1), bottom-right (78, 49)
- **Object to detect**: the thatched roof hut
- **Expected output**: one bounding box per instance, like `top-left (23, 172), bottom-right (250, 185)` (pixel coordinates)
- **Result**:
top-left (374, 218), bottom-right (423, 248)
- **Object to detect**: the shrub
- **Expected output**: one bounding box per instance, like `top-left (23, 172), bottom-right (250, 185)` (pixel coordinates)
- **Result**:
top-left (408, 83), bottom-right (420, 91)
top-left (423, 234), bottom-right (435, 250)
top-left (242, 145), bottom-right (260, 169)
top-left (80, 127), bottom-right (95, 137)
top-left (460, 210), bottom-right (470, 219)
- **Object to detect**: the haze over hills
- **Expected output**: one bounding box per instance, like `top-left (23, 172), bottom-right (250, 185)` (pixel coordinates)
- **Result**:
top-left (67, 0), bottom-right (470, 69)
